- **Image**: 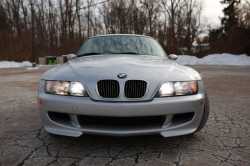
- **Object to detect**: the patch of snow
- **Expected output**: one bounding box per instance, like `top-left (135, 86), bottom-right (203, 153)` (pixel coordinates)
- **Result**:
top-left (23, 61), bottom-right (33, 66)
top-left (192, 43), bottom-right (209, 47)
top-left (0, 61), bottom-right (32, 68)
top-left (0, 53), bottom-right (249, 68)
top-left (177, 53), bottom-right (250, 66)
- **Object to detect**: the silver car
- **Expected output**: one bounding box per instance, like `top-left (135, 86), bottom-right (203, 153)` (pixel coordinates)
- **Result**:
top-left (38, 34), bottom-right (209, 137)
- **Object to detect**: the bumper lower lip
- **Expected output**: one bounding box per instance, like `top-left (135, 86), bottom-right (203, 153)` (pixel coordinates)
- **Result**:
top-left (39, 92), bottom-right (205, 137)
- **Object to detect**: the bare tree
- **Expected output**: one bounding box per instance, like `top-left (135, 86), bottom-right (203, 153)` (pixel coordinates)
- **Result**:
top-left (161, 0), bottom-right (205, 55)
top-left (183, 0), bottom-right (205, 55)
top-left (141, 0), bottom-right (160, 36)
top-left (0, 0), bottom-right (211, 62)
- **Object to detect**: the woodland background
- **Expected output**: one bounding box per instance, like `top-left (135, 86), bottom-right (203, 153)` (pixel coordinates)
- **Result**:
top-left (0, 0), bottom-right (249, 62)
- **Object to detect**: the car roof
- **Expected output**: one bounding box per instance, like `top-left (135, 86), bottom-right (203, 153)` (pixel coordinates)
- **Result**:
top-left (89, 34), bottom-right (153, 39)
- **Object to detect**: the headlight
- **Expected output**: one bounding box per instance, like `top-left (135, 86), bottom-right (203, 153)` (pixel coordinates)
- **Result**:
top-left (156, 81), bottom-right (197, 97)
top-left (158, 82), bottom-right (174, 96)
top-left (45, 81), bottom-right (88, 96)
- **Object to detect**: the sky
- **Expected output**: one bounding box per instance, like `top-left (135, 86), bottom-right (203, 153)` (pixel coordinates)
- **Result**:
top-left (203, 0), bottom-right (224, 27)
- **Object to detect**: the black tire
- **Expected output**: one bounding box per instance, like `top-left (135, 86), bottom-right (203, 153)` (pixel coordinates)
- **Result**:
top-left (49, 132), bottom-right (59, 137)
top-left (194, 90), bottom-right (210, 133)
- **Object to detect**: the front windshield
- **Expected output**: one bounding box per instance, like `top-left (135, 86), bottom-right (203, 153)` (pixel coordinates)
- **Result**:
top-left (78, 36), bottom-right (167, 57)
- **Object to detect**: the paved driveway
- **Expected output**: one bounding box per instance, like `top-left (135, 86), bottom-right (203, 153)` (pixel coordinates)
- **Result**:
top-left (0, 66), bottom-right (249, 166)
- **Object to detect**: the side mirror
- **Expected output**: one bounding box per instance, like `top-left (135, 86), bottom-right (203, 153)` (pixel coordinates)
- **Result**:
top-left (168, 54), bottom-right (178, 60)
top-left (67, 54), bottom-right (76, 60)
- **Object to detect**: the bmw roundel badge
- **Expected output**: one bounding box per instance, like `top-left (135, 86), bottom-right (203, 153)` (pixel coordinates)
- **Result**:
top-left (118, 73), bottom-right (127, 78)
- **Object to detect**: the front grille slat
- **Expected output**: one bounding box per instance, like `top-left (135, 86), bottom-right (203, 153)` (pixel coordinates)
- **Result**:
top-left (140, 82), bottom-right (143, 96)
top-left (97, 80), bottom-right (119, 98)
top-left (125, 80), bottom-right (147, 98)
top-left (143, 81), bottom-right (146, 96)
top-left (106, 80), bottom-right (108, 97)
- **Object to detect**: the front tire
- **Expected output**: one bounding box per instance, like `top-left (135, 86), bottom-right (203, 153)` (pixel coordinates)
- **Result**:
top-left (194, 90), bottom-right (210, 133)
top-left (49, 132), bottom-right (59, 137)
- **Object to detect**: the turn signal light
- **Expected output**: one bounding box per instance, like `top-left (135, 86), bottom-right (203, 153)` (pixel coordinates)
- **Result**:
top-left (201, 99), bottom-right (205, 105)
top-left (38, 98), bottom-right (42, 104)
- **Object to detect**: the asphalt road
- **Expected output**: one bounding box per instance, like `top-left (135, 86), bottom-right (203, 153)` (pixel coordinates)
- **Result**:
top-left (0, 65), bottom-right (250, 166)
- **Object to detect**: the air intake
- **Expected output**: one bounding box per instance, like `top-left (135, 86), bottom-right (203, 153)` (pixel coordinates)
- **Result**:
top-left (97, 80), bottom-right (120, 98)
top-left (124, 80), bottom-right (147, 98)
top-left (79, 115), bottom-right (165, 126)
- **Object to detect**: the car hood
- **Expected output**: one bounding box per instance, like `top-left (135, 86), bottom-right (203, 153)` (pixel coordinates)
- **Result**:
top-left (41, 54), bottom-right (201, 101)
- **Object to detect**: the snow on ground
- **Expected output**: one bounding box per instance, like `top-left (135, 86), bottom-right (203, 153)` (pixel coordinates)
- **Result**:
top-left (177, 53), bottom-right (250, 66)
top-left (0, 53), bottom-right (249, 68)
top-left (0, 61), bottom-right (32, 68)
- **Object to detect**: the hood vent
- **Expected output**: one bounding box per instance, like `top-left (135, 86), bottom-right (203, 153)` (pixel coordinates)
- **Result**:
top-left (124, 80), bottom-right (147, 98)
top-left (97, 80), bottom-right (120, 98)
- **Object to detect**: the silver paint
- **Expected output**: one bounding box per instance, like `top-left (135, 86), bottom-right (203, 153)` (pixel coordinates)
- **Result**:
top-left (38, 34), bottom-right (205, 137)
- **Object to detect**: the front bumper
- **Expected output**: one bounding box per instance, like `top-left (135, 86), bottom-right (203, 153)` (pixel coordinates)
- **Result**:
top-left (38, 80), bottom-right (205, 137)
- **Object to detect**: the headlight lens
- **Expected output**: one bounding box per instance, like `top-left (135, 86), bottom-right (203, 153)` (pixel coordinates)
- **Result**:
top-left (45, 81), bottom-right (88, 96)
top-left (156, 81), bottom-right (197, 97)
top-left (54, 81), bottom-right (70, 95)
top-left (69, 82), bottom-right (85, 96)
top-left (158, 82), bottom-right (174, 96)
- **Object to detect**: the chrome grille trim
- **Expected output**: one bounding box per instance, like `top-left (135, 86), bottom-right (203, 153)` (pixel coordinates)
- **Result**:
top-left (124, 80), bottom-right (148, 98)
top-left (97, 80), bottom-right (120, 98)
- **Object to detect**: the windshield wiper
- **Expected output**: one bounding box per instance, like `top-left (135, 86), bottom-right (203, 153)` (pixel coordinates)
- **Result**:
top-left (77, 52), bottom-right (101, 57)
top-left (112, 52), bottom-right (139, 54)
